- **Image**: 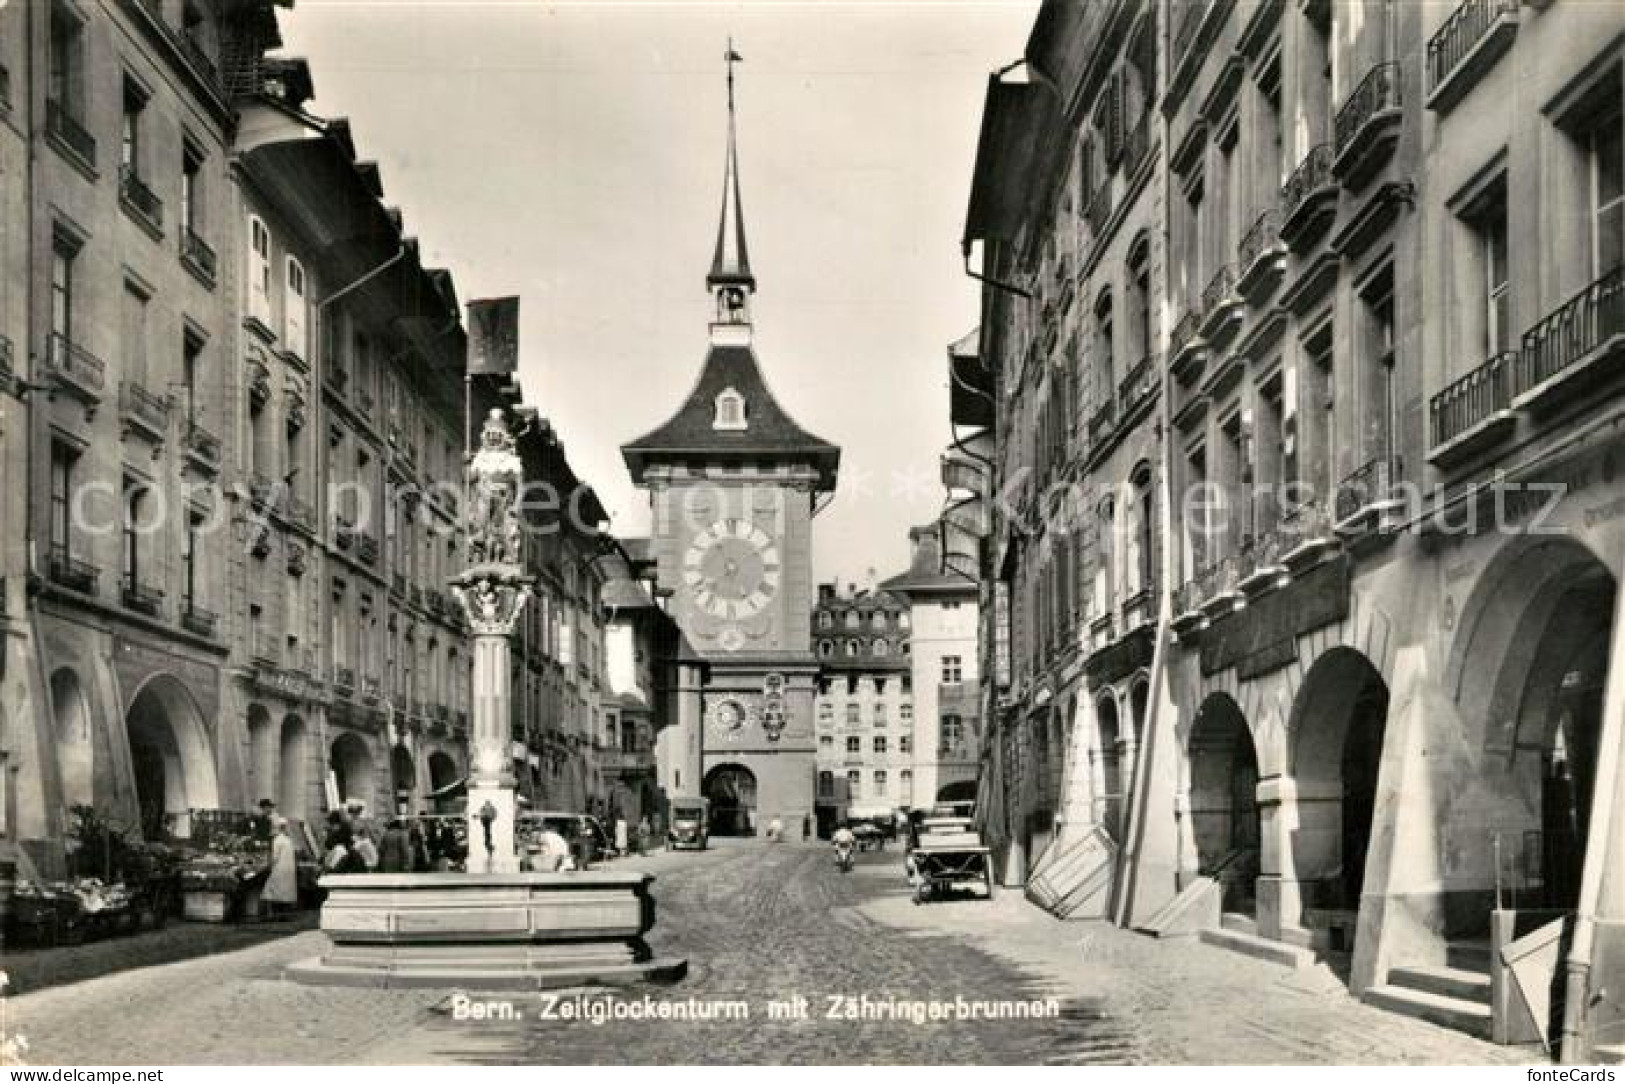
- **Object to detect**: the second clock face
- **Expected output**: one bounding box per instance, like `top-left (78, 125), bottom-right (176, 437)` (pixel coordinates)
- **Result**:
top-left (684, 518), bottom-right (781, 620)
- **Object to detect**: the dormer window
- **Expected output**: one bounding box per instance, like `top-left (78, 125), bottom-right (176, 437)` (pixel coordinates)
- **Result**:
top-left (713, 387), bottom-right (747, 431)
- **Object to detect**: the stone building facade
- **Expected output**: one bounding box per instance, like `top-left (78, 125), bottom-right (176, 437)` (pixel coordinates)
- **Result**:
top-left (963, 0), bottom-right (1625, 1058)
top-left (0, 0), bottom-right (476, 874)
top-left (810, 581), bottom-right (912, 833)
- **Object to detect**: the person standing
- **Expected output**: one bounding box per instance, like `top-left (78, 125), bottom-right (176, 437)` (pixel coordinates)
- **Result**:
top-left (614, 816), bottom-right (629, 858)
top-left (262, 817), bottom-right (299, 920)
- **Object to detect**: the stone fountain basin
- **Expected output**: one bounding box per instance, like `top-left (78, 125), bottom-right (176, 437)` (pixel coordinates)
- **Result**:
top-left (285, 870), bottom-right (688, 990)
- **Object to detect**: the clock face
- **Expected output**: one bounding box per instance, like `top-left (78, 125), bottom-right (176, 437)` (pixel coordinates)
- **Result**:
top-left (684, 518), bottom-right (781, 620)
top-left (711, 699), bottom-right (746, 741)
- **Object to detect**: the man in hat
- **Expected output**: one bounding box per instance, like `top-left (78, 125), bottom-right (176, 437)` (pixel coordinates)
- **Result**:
top-left (251, 798), bottom-right (277, 843)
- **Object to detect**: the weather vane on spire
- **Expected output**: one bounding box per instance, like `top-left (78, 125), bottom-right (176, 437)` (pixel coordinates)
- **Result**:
top-left (710, 36), bottom-right (755, 324)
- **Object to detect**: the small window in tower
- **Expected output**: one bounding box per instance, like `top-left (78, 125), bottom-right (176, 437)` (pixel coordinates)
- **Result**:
top-left (713, 387), bottom-right (747, 431)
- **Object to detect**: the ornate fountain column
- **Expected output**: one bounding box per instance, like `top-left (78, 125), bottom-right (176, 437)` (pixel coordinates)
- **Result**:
top-left (451, 408), bottom-right (532, 873)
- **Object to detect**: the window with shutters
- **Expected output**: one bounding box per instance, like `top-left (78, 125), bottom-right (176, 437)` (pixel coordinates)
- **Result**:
top-left (247, 216), bottom-right (272, 326)
top-left (284, 257), bottom-right (307, 359)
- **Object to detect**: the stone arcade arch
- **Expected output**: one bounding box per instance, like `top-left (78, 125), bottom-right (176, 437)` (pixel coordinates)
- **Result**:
top-left (1095, 693), bottom-right (1125, 844)
top-left (1284, 647), bottom-right (1391, 942)
top-left (279, 715), bottom-right (308, 820)
top-left (703, 763), bottom-right (758, 836)
top-left (51, 668), bottom-right (94, 810)
top-left (390, 744), bottom-right (416, 814)
top-left (1187, 693), bottom-right (1260, 914)
top-left (427, 749), bottom-right (461, 814)
top-left (246, 704), bottom-right (275, 807)
top-left (330, 732), bottom-right (375, 811)
top-left (1448, 537), bottom-right (1617, 914)
top-left (125, 674), bottom-right (219, 840)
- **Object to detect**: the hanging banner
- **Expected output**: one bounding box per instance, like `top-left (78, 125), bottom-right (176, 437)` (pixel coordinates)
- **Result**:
top-left (466, 295), bottom-right (521, 375)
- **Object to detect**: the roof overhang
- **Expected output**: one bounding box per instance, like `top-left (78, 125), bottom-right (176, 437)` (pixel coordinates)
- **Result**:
top-left (962, 77), bottom-right (1055, 249)
top-left (948, 331), bottom-right (995, 429)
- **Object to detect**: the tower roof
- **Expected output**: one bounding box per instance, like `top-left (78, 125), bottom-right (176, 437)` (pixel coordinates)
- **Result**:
top-left (620, 341), bottom-right (839, 488)
top-left (708, 42), bottom-right (754, 292)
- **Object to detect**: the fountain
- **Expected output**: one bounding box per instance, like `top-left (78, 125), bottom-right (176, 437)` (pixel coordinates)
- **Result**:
top-left (286, 409), bottom-right (686, 990)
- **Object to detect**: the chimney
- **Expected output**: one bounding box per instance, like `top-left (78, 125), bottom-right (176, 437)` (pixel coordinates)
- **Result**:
top-left (817, 583), bottom-right (835, 603)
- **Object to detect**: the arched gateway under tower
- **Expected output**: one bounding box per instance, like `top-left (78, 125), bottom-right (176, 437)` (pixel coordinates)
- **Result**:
top-left (621, 50), bottom-right (840, 834)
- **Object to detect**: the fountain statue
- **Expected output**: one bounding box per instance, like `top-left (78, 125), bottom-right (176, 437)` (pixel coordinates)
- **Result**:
top-left (287, 408), bottom-right (685, 990)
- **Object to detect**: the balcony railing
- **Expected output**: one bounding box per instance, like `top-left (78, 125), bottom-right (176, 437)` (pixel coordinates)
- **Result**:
top-left (46, 99), bottom-right (96, 166)
top-left (1175, 553), bottom-right (1240, 617)
top-left (121, 577), bottom-right (164, 616)
top-left (1169, 308), bottom-right (1203, 364)
top-left (180, 227), bottom-right (217, 283)
top-left (184, 420), bottom-right (221, 471)
top-left (1200, 263), bottom-right (1239, 317)
top-left (49, 548), bottom-right (99, 594)
top-left (181, 603), bottom-right (217, 638)
top-left (1118, 352), bottom-right (1158, 414)
top-left (120, 380), bottom-right (170, 439)
top-left (1335, 455), bottom-right (1404, 523)
top-left (1431, 350), bottom-right (1515, 448)
top-left (1513, 265), bottom-right (1625, 399)
top-left (119, 166), bottom-right (164, 230)
top-left (45, 333), bottom-right (108, 402)
top-left (1428, 0), bottom-right (1518, 97)
top-left (1238, 208), bottom-right (1282, 275)
top-left (1334, 62), bottom-right (1402, 161)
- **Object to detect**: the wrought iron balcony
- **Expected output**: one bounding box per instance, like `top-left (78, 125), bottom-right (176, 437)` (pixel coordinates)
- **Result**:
top-left (1333, 62), bottom-right (1403, 187)
top-left (1334, 455), bottom-right (1406, 534)
top-left (940, 454), bottom-right (984, 494)
top-left (1199, 263), bottom-right (1244, 345)
top-left (183, 420), bottom-right (221, 473)
top-left (46, 99), bottom-right (96, 168)
top-left (181, 604), bottom-right (218, 638)
top-left (119, 380), bottom-right (170, 442)
top-left (1512, 265), bottom-right (1625, 410)
top-left (1275, 499), bottom-right (1339, 570)
top-left (1168, 307), bottom-right (1207, 382)
top-left (1280, 143), bottom-right (1338, 251)
top-left (1427, 0), bottom-right (1519, 111)
top-left (122, 577), bottom-right (164, 617)
top-left (48, 548), bottom-right (99, 594)
top-left (1429, 350), bottom-right (1516, 462)
top-left (45, 333), bottom-right (107, 402)
top-left (1117, 352), bottom-right (1158, 416)
top-left (180, 227), bottom-right (217, 285)
top-left (1237, 208), bottom-right (1285, 299)
top-left (250, 643), bottom-right (280, 670)
top-left (118, 166), bottom-right (164, 232)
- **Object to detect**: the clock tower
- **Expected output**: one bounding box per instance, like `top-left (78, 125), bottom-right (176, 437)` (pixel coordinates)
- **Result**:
top-left (622, 46), bottom-right (839, 836)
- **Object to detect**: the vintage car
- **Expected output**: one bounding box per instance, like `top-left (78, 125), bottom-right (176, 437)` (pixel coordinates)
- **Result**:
top-left (667, 798), bottom-right (710, 851)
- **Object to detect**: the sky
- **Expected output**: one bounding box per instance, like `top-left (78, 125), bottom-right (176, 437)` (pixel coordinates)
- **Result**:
top-left (280, 0), bottom-right (1038, 586)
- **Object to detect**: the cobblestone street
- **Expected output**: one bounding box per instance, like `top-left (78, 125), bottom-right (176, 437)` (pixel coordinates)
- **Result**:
top-left (7, 839), bottom-right (1545, 1065)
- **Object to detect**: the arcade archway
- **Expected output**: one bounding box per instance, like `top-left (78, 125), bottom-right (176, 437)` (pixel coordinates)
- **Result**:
top-left (1187, 693), bottom-right (1260, 914)
top-left (279, 715), bottom-right (307, 820)
top-left (1449, 537), bottom-right (1617, 912)
top-left (246, 704), bottom-right (275, 806)
top-left (703, 763), bottom-right (758, 836)
top-left (1288, 648), bottom-right (1390, 919)
top-left (427, 750), bottom-right (461, 814)
top-left (125, 674), bottom-right (218, 840)
top-left (390, 744), bottom-right (416, 814)
top-left (330, 732), bottom-right (375, 811)
top-left (1096, 695), bottom-right (1124, 843)
top-left (51, 668), bottom-right (93, 810)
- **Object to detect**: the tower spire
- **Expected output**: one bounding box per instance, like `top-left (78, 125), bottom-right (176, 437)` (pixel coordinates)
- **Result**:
top-left (709, 38), bottom-right (754, 323)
